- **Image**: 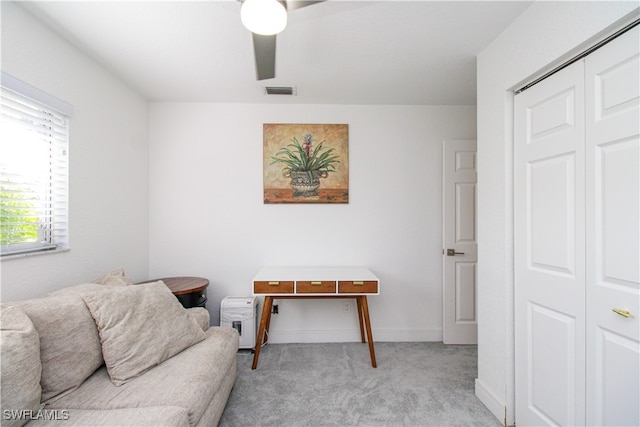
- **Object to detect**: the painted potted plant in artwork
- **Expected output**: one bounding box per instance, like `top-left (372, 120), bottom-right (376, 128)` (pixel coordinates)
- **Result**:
top-left (270, 134), bottom-right (340, 198)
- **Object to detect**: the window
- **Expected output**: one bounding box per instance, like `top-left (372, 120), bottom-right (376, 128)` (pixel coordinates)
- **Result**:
top-left (1, 72), bottom-right (72, 257)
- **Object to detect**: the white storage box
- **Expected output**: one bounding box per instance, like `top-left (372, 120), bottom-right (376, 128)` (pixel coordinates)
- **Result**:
top-left (220, 296), bottom-right (258, 349)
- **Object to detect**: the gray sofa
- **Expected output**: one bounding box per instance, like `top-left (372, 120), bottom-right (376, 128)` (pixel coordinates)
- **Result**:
top-left (1, 273), bottom-right (239, 427)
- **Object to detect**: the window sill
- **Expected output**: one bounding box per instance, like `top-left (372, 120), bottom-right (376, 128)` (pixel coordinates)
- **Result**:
top-left (1, 247), bottom-right (70, 261)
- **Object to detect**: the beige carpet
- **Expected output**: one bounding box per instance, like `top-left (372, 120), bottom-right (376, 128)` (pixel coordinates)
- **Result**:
top-left (219, 342), bottom-right (501, 426)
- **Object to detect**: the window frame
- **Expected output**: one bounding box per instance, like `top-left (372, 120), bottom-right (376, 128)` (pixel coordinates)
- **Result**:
top-left (1, 72), bottom-right (73, 257)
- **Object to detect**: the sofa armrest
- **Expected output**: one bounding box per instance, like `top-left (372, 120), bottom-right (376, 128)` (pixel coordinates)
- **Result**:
top-left (185, 307), bottom-right (210, 331)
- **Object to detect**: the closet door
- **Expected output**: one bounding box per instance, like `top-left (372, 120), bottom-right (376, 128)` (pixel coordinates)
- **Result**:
top-left (585, 26), bottom-right (639, 426)
top-left (514, 60), bottom-right (586, 426)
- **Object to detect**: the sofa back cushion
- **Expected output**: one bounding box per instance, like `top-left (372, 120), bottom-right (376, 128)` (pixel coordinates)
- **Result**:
top-left (13, 284), bottom-right (105, 402)
top-left (81, 281), bottom-right (206, 386)
top-left (185, 307), bottom-right (211, 331)
top-left (0, 305), bottom-right (42, 427)
top-left (92, 267), bottom-right (134, 286)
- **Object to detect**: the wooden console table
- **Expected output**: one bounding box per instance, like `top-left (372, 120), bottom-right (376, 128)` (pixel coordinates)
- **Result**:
top-left (252, 267), bottom-right (379, 370)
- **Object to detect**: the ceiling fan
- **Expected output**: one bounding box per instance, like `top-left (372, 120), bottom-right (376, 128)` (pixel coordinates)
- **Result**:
top-left (239, 0), bottom-right (323, 80)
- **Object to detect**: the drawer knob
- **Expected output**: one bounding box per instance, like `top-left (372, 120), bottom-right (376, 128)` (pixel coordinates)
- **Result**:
top-left (353, 281), bottom-right (364, 285)
top-left (268, 281), bottom-right (280, 285)
top-left (311, 281), bottom-right (322, 285)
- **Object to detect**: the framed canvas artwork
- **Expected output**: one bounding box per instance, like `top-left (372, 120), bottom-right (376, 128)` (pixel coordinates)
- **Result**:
top-left (263, 123), bottom-right (349, 204)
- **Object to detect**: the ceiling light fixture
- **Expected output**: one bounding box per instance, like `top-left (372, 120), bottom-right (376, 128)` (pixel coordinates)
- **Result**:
top-left (241, 0), bottom-right (287, 36)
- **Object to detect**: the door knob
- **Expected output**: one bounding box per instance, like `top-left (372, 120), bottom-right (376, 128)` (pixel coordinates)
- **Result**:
top-left (446, 249), bottom-right (465, 256)
top-left (612, 308), bottom-right (631, 318)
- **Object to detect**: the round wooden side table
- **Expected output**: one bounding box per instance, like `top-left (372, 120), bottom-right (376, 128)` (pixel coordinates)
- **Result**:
top-left (148, 276), bottom-right (209, 309)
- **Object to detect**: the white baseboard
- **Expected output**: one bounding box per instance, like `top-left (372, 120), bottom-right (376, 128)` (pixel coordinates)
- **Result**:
top-left (374, 327), bottom-right (442, 342)
top-left (265, 328), bottom-right (443, 344)
top-left (475, 378), bottom-right (506, 426)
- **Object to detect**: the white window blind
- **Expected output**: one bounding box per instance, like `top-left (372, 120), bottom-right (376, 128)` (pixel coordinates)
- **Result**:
top-left (1, 73), bottom-right (72, 257)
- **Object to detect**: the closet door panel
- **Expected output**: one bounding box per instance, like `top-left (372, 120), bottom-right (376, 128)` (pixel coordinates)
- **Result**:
top-left (515, 60), bottom-right (585, 426)
top-left (593, 328), bottom-right (639, 427)
top-left (528, 303), bottom-right (577, 426)
top-left (596, 140), bottom-right (639, 285)
top-left (586, 25), bottom-right (639, 427)
top-left (528, 154), bottom-right (577, 276)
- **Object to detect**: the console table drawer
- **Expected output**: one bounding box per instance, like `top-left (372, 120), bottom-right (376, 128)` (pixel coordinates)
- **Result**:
top-left (296, 281), bottom-right (336, 293)
top-left (254, 281), bottom-right (294, 294)
top-left (338, 280), bottom-right (378, 294)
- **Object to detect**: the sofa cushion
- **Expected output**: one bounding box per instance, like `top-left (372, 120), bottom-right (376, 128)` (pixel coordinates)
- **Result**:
top-left (47, 282), bottom-right (107, 296)
top-left (24, 406), bottom-right (190, 427)
top-left (92, 267), bottom-right (134, 286)
top-left (11, 290), bottom-right (104, 403)
top-left (0, 305), bottom-right (42, 427)
top-left (47, 327), bottom-right (239, 426)
top-left (81, 281), bottom-right (207, 386)
top-left (186, 307), bottom-right (210, 331)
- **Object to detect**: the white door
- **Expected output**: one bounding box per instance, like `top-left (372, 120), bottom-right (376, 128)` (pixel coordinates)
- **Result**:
top-left (515, 24), bottom-right (639, 427)
top-left (585, 26), bottom-right (639, 426)
top-left (442, 139), bottom-right (477, 344)
top-left (514, 60), bottom-right (586, 425)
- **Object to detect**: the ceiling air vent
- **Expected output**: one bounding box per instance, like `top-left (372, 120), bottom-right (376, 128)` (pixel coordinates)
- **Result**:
top-left (264, 86), bottom-right (297, 96)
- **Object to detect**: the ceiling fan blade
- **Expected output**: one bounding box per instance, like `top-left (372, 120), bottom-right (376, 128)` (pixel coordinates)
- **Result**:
top-left (284, 0), bottom-right (324, 11)
top-left (252, 33), bottom-right (276, 80)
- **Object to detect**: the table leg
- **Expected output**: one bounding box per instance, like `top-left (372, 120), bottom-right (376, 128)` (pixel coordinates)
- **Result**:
top-left (360, 295), bottom-right (377, 368)
top-left (252, 296), bottom-right (273, 370)
top-left (263, 300), bottom-right (273, 345)
top-left (356, 297), bottom-right (365, 343)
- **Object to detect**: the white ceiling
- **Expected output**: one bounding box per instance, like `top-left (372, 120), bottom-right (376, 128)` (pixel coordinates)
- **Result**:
top-left (20, 1), bottom-right (532, 105)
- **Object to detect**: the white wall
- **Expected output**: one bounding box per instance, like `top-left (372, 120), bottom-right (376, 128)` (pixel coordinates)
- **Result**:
top-left (149, 103), bottom-right (476, 342)
top-left (0, 2), bottom-right (149, 302)
top-left (476, 2), bottom-right (639, 425)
